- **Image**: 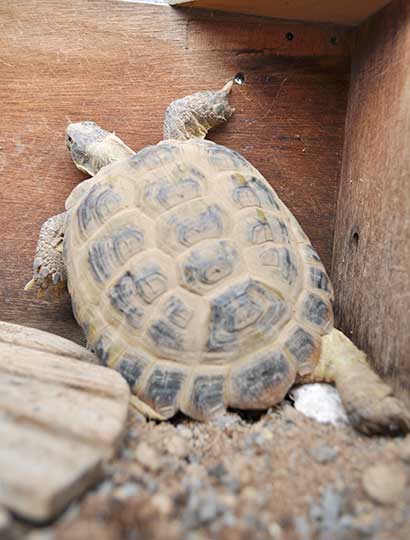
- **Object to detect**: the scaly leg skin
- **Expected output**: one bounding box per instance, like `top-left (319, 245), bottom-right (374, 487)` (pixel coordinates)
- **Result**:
top-left (308, 328), bottom-right (410, 435)
top-left (24, 212), bottom-right (68, 297)
top-left (163, 80), bottom-right (235, 141)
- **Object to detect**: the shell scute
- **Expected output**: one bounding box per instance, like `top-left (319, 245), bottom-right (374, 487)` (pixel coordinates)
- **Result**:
top-left (228, 349), bottom-right (296, 409)
top-left (226, 172), bottom-right (280, 211)
top-left (88, 225), bottom-right (144, 283)
top-left (142, 163), bottom-right (207, 215)
top-left (156, 199), bottom-right (230, 254)
top-left (139, 364), bottom-right (187, 418)
top-left (115, 352), bottom-right (150, 390)
top-left (238, 209), bottom-right (290, 246)
top-left (76, 183), bottom-right (124, 238)
top-left (207, 279), bottom-right (287, 355)
top-left (182, 370), bottom-right (226, 420)
top-left (180, 239), bottom-right (240, 295)
top-left (283, 325), bottom-right (319, 375)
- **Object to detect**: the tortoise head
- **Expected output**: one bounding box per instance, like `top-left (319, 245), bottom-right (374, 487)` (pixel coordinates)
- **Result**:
top-left (66, 121), bottom-right (134, 176)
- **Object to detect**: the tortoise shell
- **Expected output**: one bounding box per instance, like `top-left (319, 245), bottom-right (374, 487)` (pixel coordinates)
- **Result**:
top-left (64, 139), bottom-right (334, 419)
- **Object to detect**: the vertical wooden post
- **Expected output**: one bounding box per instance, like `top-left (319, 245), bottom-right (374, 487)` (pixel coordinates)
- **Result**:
top-left (332, 0), bottom-right (410, 403)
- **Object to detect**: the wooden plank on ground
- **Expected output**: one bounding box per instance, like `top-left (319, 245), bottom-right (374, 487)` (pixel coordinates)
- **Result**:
top-left (0, 1), bottom-right (350, 344)
top-left (0, 323), bottom-right (130, 522)
top-left (331, 0), bottom-right (410, 405)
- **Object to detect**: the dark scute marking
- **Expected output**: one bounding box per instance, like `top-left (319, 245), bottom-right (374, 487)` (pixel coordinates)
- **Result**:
top-left (88, 239), bottom-right (111, 282)
top-left (281, 248), bottom-right (297, 284)
top-left (157, 178), bottom-right (201, 209)
top-left (169, 204), bottom-right (224, 247)
top-left (250, 177), bottom-right (280, 210)
top-left (232, 351), bottom-right (291, 405)
top-left (259, 246), bottom-right (298, 285)
top-left (165, 296), bottom-right (193, 329)
top-left (131, 143), bottom-right (179, 170)
top-left (183, 241), bottom-right (237, 289)
top-left (134, 266), bottom-right (167, 303)
top-left (148, 320), bottom-right (183, 351)
top-left (77, 184), bottom-right (122, 235)
top-left (285, 327), bottom-right (316, 368)
top-left (191, 374), bottom-right (225, 416)
top-left (302, 294), bottom-right (331, 328)
top-left (207, 144), bottom-right (250, 169)
top-left (309, 267), bottom-right (332, 294)
top-left (145, 367), bottom-right (185, 413)
top-left (231, 174), bottom-right (279, 210)
top-left (304, 244), bottom-right (321, 262)
top-left (247, 213), bottom-right (289, 245)
top-left (89, 223), bottom-right (145, 283)
top-left (208, 281), bottom-right (287, 352)
top-left (94, 334), bottom-right (111, 366)
top-left (116, 355), bottom-right (146, 388)
top-left (108, 273), bottom-right (144, 328)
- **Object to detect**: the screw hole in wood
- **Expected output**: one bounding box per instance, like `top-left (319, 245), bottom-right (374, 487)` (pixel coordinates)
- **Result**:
top-left (350, 230), bottom-right (359, 249)
top-left (234, 72), bottom-right (245, 85)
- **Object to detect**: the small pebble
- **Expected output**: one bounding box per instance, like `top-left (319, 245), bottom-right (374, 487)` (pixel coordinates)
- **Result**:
top-left (113, 482), bottom-right (139, 500)
top-left (177, 425), bottom-right (193, 439)
top-left (151, 493), bottom-right (173, 515)
top-left (362, 463), bottom-right (407, 505)
top-left (291, 383), bottom-right (349, 426)
top-left (208, 463), bottom-right (227, 479)
top-left (135, 442), bottom-right (161, 472)
top-left (268, 522), bottom-right (283, 540)
top-left (166, 435), bottom-right (190, 458)
top-left (309, 444), bottom-right (339, 464)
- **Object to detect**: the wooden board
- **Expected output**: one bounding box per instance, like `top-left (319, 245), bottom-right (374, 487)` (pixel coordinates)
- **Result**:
top-left (170, 0), bottom-right (391, 25)
top-left (0, 1), bottom-right (350, 345)
top-left (332, 0), bottom-right (410, 404)
top-left (0, 322), bottom-right (130, 522)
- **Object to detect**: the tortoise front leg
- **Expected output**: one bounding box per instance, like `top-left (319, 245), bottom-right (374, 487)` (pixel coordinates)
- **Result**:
top-left (163, 80), bottom-right (234, 141)
top-left (308, 328), bottom-right (410, 435)
top-left (25, 212), bottom-right (68, 296)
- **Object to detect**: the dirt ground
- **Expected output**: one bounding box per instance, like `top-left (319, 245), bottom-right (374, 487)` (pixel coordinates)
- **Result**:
top-left (10, 397), bottom-right (410, 540)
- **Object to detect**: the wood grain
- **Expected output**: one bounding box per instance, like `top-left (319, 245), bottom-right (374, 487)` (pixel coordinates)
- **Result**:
top-left (332, 0), bottom-right (410, 404)
top-left (0, 1), bottom-right (349, 344)
top-left (0, 323), bottom-right (130, 521)
top-left (171, 0), bottom-right (391, 25)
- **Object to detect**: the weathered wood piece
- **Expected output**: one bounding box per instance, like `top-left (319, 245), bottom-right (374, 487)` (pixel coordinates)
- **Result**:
top-left (332, 0), bottom-right (410, 405)
top-left (170, 0), bottom-right (391, 25)
top-left (0, 1), bottom-right (349, 345)
top-left (0, 323), bottom-right (130, 522)
top-left (0, 321), bottom-right (96, 363)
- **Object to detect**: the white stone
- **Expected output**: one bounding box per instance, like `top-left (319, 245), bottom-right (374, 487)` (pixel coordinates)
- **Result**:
top-left (289, 383), bottom-right (349, 426)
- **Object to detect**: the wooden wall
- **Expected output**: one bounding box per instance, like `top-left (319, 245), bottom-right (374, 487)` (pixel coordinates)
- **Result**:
top-left (332, 0), bottom-right (410, 403)
top-left (0, 2), bottom-right (350, 345)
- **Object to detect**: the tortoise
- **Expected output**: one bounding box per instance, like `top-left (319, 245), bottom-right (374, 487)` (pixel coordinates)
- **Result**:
top-left (26, 81), bottom-right (410, 435)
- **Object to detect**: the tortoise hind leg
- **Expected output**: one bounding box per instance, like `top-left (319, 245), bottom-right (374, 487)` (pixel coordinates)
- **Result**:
top-left (163, 80), bottom-right (234, 141)
top-left (308, 328), bottom-right (410, 435)
top-left (25, 212), bottom-right (68, 297)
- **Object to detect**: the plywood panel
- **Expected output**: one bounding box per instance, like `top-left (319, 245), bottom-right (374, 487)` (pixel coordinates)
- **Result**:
top-left (332, 0), bottom-right (410, 403)
top-left (170, 0), bottom-right (391, 25)
top-left (0, 2), bottom-right (349, 344)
